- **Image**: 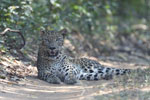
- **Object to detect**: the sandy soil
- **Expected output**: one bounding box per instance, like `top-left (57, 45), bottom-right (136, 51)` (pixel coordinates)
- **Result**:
top-left (0, 76), bottom-right (110, 100)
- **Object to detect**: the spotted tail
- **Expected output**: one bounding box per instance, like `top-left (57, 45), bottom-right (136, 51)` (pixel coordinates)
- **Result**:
top-left (79, 67), bottom-right (131, 81)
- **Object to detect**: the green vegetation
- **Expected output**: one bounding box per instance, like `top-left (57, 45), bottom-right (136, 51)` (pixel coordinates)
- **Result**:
top-left (0, 0), bottom-right (149, 34)
top-left (1, 0), bottom-right (150, 52)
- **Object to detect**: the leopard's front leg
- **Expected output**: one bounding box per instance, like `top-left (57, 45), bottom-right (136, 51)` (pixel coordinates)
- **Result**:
top-left (38, 70), bottom-right (61, 84)
top-left (62, 64), bottom-right (78, 84)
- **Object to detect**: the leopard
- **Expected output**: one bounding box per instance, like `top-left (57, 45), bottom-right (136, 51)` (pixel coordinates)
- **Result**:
top-left (37, 29), bottom-right (131, 84)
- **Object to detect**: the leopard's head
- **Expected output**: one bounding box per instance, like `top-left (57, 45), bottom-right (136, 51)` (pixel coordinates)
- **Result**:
top-left (40, 29), bottom-right (67, 59)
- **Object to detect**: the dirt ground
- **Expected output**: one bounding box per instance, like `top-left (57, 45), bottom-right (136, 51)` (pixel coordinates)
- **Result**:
top-left (0, 76), bottom-right (105, 100)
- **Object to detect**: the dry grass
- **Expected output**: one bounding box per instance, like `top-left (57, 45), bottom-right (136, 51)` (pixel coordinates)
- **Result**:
top-left (95, 68), bottom-right (150, 100)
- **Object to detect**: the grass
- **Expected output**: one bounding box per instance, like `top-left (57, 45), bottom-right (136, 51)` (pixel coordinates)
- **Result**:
top-left (95, 68), bottom-right (150, 100)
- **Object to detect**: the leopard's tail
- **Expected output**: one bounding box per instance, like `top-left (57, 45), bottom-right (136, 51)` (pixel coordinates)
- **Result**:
top-left (78, 67), bottom-right (131, 80)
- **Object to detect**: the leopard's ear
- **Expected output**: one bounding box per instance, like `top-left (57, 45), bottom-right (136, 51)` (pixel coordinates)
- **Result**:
top-left (59, 28), bottom-right (67, 37)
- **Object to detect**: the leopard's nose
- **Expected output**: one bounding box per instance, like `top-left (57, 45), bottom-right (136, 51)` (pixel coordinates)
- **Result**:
top-left (49, 47), bottom-right (56, 50)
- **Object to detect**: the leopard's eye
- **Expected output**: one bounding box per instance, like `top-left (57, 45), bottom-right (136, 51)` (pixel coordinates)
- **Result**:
top-left (43, 39), bottom-right (49, 44)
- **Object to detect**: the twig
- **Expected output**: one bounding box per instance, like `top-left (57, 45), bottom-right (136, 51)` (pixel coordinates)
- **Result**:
top-left (0, 28), bottom-right (25, 50)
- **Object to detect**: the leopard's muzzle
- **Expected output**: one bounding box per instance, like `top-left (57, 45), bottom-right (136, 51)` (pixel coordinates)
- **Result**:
top-left (48, 47), bottom-right (59, 57)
